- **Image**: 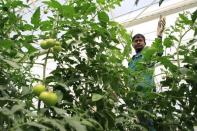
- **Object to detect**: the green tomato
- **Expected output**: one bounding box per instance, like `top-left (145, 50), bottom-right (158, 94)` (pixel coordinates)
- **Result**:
top-left (53, 45), bottom-right (62, 52)
top-left (39, 91), bottom-right (58, 106)
top-left (47, 92), bottom-right (58, 106)
top-left (32, 84), bottom-right (46, 96)
top-left (44, 10), bottom-right (48, 14)
top-left (108, 99), bottom-right (114, 105)
top-left (39, 91), bottom-right (48, 101)
top-left (40, 40), bottom-right (48, 49)
top-left (55, 41), bottom-right (61, 46)
top-left (46, 39), bottom-right (56, 48)
top-left (180, 67), bottom-right (188, 74)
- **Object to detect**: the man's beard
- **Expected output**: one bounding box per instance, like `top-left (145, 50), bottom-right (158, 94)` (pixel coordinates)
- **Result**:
top-left (135, 47), bottom-right (144, 53)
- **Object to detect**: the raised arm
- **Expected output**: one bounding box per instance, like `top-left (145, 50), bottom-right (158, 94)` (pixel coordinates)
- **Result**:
top-left (156, 15), bottom-right (166, 56)
top-left (157, 15), bottom-right (166, 39)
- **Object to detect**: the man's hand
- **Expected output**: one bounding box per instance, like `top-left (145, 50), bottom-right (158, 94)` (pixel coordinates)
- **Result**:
top-left (157, 15), bottom-right (166, 37)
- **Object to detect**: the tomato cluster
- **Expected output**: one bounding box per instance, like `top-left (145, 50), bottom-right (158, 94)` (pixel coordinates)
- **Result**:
top-left (32, 84), bottom-right (58, 106)
top-left (40, 39), bottom-right (62, 52)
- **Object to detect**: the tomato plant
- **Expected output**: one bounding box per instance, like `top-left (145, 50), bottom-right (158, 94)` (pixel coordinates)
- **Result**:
top-left (0, 0), bottom-right (196, 130)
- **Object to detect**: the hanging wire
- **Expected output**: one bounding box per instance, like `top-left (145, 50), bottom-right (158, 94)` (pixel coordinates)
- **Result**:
top-left (132, 0), bottom-right (157, 20)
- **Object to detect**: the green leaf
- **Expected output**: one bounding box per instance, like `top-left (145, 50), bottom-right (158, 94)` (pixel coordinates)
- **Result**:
top-left (52, 107), bottom-right (66, 115)
top-left (159, 57), bottom-right (177, 72)
top-left (146, 92), bottom-right (160, 100)
top-left (87, 118), bottom-right (103, 130)
top-left (9, 13), bottom-right (17, 24)
top-left (21, 86), bottom-right (31, 95)
top-left (169, 35), bottom-right (179, 42)
top-left (22, 24), bottom-right (34, 30)
top-left (43, 0), bottom-right (62, 11)
top-left (159, 0), bottom-right (165, 6)
top-left (56, 82), bottom-right (68, 89)
top-left (23, 42), bottom-right (38, 53)
top-left (163, 37), bottom-right (173, 48)
top-left (0, 97), bottom-right (18, 102)
top-left (42, 118), bottom-right (66, 131)
top-left (25, 122), bottom-right (50, 130)
top-left (191, 9), bottom-right (197, 23)
top-left (40, 20), bottom-right (53, 31)
top-left (142, 47), bottom-right (157, 60)
top-left (0, 107), bottom-right (11, 116)
top-left (31, 7), bottom-right (40, 27)
top-left (11, 104), bottom-right (25, 114)
top-left (66, 118), bottom-right (87, 131)
top-left (81, 120), bottom-right (94, 127)
top-left (98, 11), bottom-right (109, 23)
top-left (194, 28), bottom-right (197, 36)
top-left (152, 38), bottom-right (163, 53)
top-left (11, 1), bottom-right (28, 8)
top-left (136, 109), bottom-right (155, 118)
top-left (92, 93), bottom-right (103, 102)
top-left (179, 14), bottom-right (191, 25)
top-left (97, 0), bottom-right (105, 4)
top-left (0, 39), bottom-right (14, 49)
top-left (56, 90), bottom-right (63, 103)
top-left (120, 28), bottom-right (132, 57)
top-left (0, 56), bottom-right (20, 69)
top-left (62, 5), bottom-right (75, 17)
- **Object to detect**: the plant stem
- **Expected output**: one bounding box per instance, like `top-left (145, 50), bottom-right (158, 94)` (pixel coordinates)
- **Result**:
top-left (37, 49), bottom-right (50, 111)
top-left (176, 28), bottom-right (191, 68)
top-left (19, 61), bottom-right (44, 65)
top-left (176, 33), bottom-right (182, 68)
top-left (43, 49), bottom-right (50, 83)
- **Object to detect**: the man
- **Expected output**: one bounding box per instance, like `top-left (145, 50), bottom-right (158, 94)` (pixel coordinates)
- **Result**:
top-left (128, 16), bottom-right (166, 131)
top-left (128, 16), bottom-right (166, 92)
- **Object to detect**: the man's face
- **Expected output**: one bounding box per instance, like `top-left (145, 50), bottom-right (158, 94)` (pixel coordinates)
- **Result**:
top-left (132, 36), bottom-right (145, 52)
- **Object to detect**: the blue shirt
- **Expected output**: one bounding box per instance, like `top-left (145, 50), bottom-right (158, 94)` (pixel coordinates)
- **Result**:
top-left (128, 52), bottom-right (155, 92)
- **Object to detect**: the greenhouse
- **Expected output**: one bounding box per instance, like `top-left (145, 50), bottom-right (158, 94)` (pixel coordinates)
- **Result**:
top-left (0, 0), bottom-right (197, 130)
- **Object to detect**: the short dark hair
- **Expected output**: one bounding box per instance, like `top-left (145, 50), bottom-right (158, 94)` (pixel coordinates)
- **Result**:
top-left (132, 33), bottom-right (146, 42)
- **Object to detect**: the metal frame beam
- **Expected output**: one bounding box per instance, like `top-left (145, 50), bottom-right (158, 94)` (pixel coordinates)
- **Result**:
top-left (120, 0), bottom-right (197, 28)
